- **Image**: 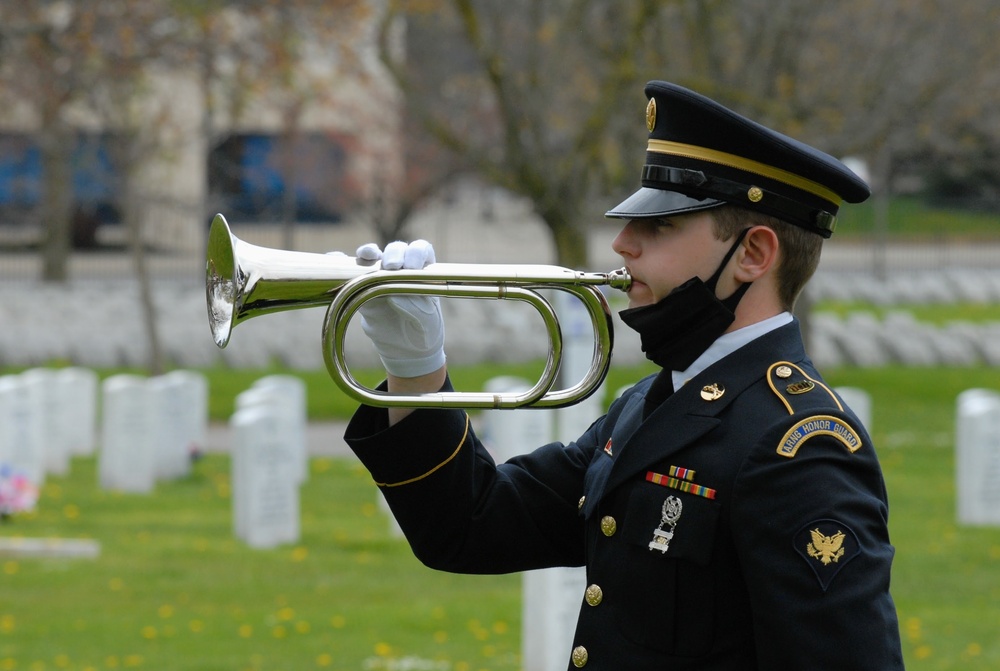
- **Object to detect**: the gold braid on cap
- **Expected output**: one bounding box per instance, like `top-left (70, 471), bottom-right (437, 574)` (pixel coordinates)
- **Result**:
top-left (647, 139), bottom-right (841, 207)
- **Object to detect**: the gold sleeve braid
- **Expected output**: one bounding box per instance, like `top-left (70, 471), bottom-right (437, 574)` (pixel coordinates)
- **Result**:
top-left (376, 413), bottom-right (471, 488)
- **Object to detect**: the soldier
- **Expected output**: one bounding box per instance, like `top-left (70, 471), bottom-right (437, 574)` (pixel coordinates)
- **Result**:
top-left (344, 81), bottom-right (905, 669)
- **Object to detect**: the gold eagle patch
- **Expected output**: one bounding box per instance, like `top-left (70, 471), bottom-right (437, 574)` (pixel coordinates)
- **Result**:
top-left (807, 528), bottom-right (846, 565)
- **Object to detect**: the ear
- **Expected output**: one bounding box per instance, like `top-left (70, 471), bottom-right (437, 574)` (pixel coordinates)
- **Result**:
top-left (733, 225), bottom-right (779, 282)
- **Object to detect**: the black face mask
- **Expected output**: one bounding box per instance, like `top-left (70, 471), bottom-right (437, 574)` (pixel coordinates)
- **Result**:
top-left (619, 228), bottom-right (752, 371)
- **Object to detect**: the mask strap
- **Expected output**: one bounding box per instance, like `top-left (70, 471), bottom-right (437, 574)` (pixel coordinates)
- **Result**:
top-left (705, 227), bottom-right (752, 292)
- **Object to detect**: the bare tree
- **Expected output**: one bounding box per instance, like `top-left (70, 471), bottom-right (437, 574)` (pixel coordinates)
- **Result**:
top-left (376, 0), bottom-right (1000, 268)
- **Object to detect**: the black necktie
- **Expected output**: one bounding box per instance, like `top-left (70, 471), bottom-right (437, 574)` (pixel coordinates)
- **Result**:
top-left (643, 369), bottom-right (675, 419)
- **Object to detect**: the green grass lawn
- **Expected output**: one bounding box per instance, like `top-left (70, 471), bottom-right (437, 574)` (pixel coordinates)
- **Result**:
top-left (2, 364), bottom-right (1000, 670)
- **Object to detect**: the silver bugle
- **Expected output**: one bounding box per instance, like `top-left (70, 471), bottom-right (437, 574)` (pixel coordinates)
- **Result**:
top-left (205, 213), bottom-right (632, 409)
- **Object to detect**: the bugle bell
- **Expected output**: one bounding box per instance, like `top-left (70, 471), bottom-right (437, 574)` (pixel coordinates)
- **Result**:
top-left (206, 213), bottom-right (631, 409)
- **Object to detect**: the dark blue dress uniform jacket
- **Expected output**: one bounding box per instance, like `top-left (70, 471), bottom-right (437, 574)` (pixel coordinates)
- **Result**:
top-left (345, 320), bottom-right (905, 670)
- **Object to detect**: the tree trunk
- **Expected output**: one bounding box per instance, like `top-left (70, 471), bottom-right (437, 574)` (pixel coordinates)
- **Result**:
top-left (124, 189), bottom-right (165, 375)
top-left (39, 128), bottom-right (75, 283)
top-left (544, 211), bottom-right (590, 269)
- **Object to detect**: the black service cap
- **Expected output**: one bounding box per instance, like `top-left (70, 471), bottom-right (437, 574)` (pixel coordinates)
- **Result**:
top-left (605, 81), bottom-right (870, 237)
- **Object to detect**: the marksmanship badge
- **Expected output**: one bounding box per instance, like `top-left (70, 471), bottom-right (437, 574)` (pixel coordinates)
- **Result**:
top-left (648, 495), bottom-right (683, 554)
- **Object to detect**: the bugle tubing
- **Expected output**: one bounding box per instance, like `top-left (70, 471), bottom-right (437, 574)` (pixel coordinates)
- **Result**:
top-left (206, 213), bottom-right (632, 409)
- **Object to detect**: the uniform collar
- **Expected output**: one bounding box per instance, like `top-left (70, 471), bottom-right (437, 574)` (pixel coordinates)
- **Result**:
top-left (672, 312), bottom-right (793, 392)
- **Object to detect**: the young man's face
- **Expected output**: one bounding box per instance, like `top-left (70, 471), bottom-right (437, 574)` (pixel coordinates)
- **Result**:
top-left (611, 211), bottom-right (733, 309)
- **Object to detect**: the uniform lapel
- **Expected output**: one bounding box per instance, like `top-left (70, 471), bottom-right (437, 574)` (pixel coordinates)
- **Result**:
top-left (594, 320), bottom-right (806, 507)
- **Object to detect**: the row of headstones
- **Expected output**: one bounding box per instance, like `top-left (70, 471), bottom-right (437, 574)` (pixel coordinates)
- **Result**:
top-left (0, 368), bottom-right (99, 486)
top-left (229, 376), bottom-right (308, 549)
top-left (0, 368), bottom-right (209, 492)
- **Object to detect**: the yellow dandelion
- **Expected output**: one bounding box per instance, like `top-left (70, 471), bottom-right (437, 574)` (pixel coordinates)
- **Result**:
top-left (104, 655), bottom-right (120, 668)
top-left (915, 645), bottom-right (932, 660)
top-left (63, 505), bottom-right (80, 520)
top-left (434, 630), bottom-right (448, 644)
top-left (316, 653), bottom-right (332, 667)
top-left (330, 615), bottom-right (346, 629)
top-left (189, 620), bottom-right (204, 633)
top-left (492, 621), bottom-right (508, 635)
top-left (272, 625), bottom-right (287, 639)
top-left (965, 642), bottom-right (982, 657)
top-left (3, 562), bottom-right (18, 576)
top-left (314, 459), bottom-right (331, 473)
top-left (295, 621), bottom-right (311, 634)
top-left (904, 617), bottom-right (921, 641)
top-left (990, 545), bottom-right (1000, 560)
top-left (0, 614), bottom-right (15, 633)
top-left (109, 578), bottom-right (124, 591)
top-left (158, 605), bottom-right (174, 619)
top-left (455, 663), bottom-right (470, 671)
top-left (0, 658), bottom-right (14, 671)
top-left (373, 642), bottom-right (392, 657)
top-left (291, 547), bottom-right (309, 562)
top-left (481, 644), bottom-right (496, 657)
top-left (54, 654), bottom-right (70, 667)
top-left (140, 626), bottom-right (157, 640)
top-left (238, 624), bottom-right (253, 638)
top-left (29, 660), bottom-right (44, 671)
top-left (276, 607), bottom-right (295, 622)
top-left (123, 655), bottom-right (143, 667)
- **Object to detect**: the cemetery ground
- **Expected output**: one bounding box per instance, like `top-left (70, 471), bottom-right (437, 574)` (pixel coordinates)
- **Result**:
top-left (1, 362), bottom-right (1000, 670)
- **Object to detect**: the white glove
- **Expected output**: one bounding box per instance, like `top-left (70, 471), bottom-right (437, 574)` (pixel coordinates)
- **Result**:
top-left (356, 240), bottom-right (446, 378)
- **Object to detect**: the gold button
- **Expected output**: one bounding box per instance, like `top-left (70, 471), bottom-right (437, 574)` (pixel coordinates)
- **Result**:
top-left (600, 516), bottom-right (617, 537)
top-left (571, 645), bottom-right (589, 667)
top-left (585, 584), bottom-right (603, 606)
top-left (578, 496), bottom-right (586, 510)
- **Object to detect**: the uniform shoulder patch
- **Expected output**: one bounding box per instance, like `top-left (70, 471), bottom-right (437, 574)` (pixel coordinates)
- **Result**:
top-left (777, 415), bottom-right (863, 458)
top-left (794, 520), bottom-right (860, 591)
top-left (767, 361), bottom-right (842, 415)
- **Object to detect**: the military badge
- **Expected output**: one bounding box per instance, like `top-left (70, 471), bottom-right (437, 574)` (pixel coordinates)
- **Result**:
top-left (648, 495), bottom-right (683, 554)
top-left (794, 520), bottom-right (860, 591)
top-left (700, 383), bottom-right (725, 401)
top-left (646, 97), bottom-right (657, 132)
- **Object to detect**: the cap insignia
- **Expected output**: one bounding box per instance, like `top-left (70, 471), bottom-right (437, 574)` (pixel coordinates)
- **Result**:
top-left (747, 186), bottom-right (764, 203)
top-left (646, 97), bottom-right (656, 132)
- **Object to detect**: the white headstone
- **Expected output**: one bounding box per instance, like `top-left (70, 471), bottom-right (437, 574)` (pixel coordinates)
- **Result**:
top-left (148, 374), bottom-right (193, 481)
top-left (21, 368), bottom-right (72, 478)
top-left (250, 375), bottom-right (308, 483)
top-left (835, 386), bottom-right (873, 434)
top-left (164, 370), bottom-right (209, 457)
top-left (522, 567), bottom-right (588, 671)
top-left (482, 324), bottom-right (590, 671)
top-left (57, 367), bottom-right (99, 456)
top-left (955, 389), bottom-right (1000, 526)
top-left (230, 405), bottom-right (301, 548)
top-left (0, 374), bottom-right (46, 486)
top-left (99, 375), bottom-right (155, 494)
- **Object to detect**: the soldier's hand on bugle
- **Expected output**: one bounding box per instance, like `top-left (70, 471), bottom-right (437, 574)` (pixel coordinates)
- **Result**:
top-left (356, 240), bottom-right (448, 422)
